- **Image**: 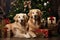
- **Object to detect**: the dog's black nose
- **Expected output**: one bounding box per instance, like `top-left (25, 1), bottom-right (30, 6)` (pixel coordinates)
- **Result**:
top-left (34, 15), bottom-right (37, 18)
top-left (21, 20), bottom-right (24, 22)
top-left (34, 15), bottom-right (39, 20)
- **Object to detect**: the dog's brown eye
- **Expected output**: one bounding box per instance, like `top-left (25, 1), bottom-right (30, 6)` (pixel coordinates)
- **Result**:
top-left (33, 12), bottom-right (34, 14)
top-left (31, 17), bottom-right (33, 18)
top-left (19, 16), bottom-right (20, 18)
top-left (23, 16), bottom-right (25, 18)
top-left (36, 12), bottom-right (38, 13)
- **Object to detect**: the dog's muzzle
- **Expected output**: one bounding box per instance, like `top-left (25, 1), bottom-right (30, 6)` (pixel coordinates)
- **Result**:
top-left (34, 15), bottom-right (39, 20)
top-left (20, 19), bottom-right (25, 24)
top-left (21, 20), bottom-right (24, 22)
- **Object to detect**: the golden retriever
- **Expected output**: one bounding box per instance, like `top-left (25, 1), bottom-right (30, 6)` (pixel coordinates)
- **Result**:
top-left (5, 13), bottom-right (30, 38)
top-left (28, 9), bottom-right (42, 38)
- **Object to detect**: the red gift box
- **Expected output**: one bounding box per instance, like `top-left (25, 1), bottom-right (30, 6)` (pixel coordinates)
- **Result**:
top-left (35, 29), bottom-right (48, 37)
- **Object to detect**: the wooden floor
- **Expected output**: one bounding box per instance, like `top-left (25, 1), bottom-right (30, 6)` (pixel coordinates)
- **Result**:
top-left (0, 37), bottom-right (60, 40)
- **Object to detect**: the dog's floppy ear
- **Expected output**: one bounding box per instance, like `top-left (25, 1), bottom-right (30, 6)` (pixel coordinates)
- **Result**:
top-left (13, 14), bottom-right (18, 21)
top-left (23, 14), bottom-right (28, 23)
top-left (28, 10), bottom-right (32, 17)
top-left (37, 9), bottom-right (43, 17)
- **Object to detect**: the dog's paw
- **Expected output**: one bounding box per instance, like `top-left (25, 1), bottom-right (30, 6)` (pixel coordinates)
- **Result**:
top-left (32, 35), bottom-right (37, 38)
top-left (24, 33), bottom-right (31, 38)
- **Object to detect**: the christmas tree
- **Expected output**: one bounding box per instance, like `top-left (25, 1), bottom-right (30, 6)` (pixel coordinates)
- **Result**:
top-left (31, 0), bottom-right (52, 19)
top-left (8, 0), bottom-right (52, 22)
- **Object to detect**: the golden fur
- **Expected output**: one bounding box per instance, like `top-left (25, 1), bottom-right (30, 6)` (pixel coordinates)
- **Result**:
top-left (5, 13), bottom-right (30, 38)
top-left (28, 9), bottom-right (42, 37)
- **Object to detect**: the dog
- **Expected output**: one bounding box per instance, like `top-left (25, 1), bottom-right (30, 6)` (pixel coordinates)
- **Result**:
top-left (28, 9), bottom-right (42, 38)
top-left (5, 13), bottom-right (30, 38)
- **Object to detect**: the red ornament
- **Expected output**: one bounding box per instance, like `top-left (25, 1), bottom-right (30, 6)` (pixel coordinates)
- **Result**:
top-left (4, 18), bottom-right (10, 24)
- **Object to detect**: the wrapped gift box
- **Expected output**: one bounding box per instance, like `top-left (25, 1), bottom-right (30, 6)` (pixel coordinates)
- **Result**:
top-left (35, 29), bottom-right (48, 38)
top-left (47, 16), bottom-right (56, 24)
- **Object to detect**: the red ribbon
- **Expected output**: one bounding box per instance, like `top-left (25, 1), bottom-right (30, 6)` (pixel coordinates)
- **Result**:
top-left (49, 16), bottom-right (54, 23)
